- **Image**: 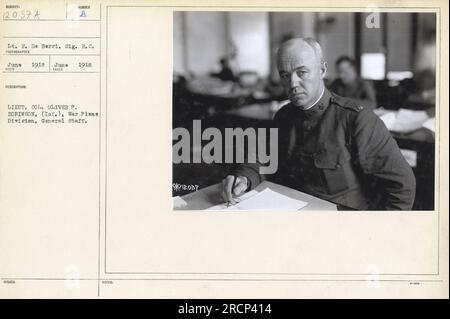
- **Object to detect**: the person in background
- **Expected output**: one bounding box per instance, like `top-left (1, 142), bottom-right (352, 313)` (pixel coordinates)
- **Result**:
top-left (414, 30), bottom-right (436, 74)
top-left (402, 68), bottom-right (435, 119)
top-left (330, 56), bottom-right (377, 109)
top-left (407, 29), bottom-right (436, 110)
top-left (211, 57), bottom-right (236, 82)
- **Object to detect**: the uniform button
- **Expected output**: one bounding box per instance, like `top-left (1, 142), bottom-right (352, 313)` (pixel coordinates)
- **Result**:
top-left (357, 106), bottom-right (363, 110)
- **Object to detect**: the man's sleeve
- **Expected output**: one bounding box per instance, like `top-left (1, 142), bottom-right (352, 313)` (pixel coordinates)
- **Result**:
top-left (352, 109), bottom-right (416, 210)
top-left (228, 109), bottom-right (287, 190)
top-left (231, 162), bottom-right (265, 191)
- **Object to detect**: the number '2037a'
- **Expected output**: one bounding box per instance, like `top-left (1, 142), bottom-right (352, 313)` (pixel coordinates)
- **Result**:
top-left (3, 10), bottom-right (40, 20)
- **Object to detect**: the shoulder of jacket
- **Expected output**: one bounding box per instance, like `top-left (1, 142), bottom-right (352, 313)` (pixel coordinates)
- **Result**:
top-left (274, 102), bottom-right (294, 121)
top-left (330, 93), bottom-right (365, 113)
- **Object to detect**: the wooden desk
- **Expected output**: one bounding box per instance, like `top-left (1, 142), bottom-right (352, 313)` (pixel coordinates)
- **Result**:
top-left (178, 181), bottom-right (337, 211)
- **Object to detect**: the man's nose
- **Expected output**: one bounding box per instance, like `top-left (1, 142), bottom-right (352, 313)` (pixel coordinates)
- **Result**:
top-left (290, 72), bottom-right (301, 88)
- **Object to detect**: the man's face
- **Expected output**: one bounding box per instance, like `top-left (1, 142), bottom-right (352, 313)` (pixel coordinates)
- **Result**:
top-left (337, 61), bottom-right (357, 85)
top-left (277, 43), bottom-right (326, 109)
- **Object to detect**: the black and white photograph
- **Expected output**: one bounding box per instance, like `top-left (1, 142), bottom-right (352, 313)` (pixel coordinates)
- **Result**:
top-left (172, 11), bottom-right (437, 211)
top-left (0, 0), bottom-right (447, 300)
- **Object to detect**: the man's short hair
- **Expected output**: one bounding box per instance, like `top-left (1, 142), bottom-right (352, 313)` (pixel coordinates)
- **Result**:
top-left (301, 37), bottom-right (325, 64)
top-left (278, 37), bottom-right (325, 65)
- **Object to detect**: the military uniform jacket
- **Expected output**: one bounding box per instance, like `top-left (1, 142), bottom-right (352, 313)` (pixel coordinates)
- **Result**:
top-left (234, 89), bottom-right (416, 210)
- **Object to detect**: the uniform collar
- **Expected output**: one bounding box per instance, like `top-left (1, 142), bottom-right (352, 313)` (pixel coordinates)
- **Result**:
top-left (302, 86), bottom-right (325, 111)
top-left (300, 88), bottom-right (333, 120)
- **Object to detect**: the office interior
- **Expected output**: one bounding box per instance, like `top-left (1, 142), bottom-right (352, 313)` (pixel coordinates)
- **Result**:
top-left (172, 12), bottom-right (436, 210)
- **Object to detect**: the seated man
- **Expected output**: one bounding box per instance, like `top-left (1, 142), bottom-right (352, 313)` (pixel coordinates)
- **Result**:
top-left (329, 56), bottom-right (377, 109)
top-left (221, 38), bottom-right (415, 210)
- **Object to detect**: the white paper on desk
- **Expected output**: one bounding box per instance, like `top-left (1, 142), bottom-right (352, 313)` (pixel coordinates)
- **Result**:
top-left (379, 111), bottom-right (398, 131)
top-left (392, 109), bottom-right (429, 132)
top-left (173, 196), bottom-right (187, 209)
top-left (422, 117), bottom-right (435, 132)
top-left (206, 190), bottom-right (259, 210)
top-left (206, 188), bottom-right (308, 211)
top-left (379, 109), bottom-right (430, 133)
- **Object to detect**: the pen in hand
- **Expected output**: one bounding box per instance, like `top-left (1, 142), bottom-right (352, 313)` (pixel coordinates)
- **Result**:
top-left (221, 175), bottom-right (248, 207)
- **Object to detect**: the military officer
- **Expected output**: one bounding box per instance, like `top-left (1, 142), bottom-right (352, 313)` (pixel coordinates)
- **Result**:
top-left (221, 37), bottom-right (416, 210)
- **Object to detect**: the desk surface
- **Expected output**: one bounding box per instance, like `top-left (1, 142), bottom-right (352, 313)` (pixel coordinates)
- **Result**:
top-left (179, 181), bottom-right (337, 211)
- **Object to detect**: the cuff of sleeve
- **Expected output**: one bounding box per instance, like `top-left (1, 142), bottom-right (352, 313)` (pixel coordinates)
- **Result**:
top-left (232, 166), bottom-right (262, 191)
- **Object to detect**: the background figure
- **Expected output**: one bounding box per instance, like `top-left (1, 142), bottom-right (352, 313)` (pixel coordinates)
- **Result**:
top-left (210, 57), bottom-right (236, 82)
top-left (414, 30), bottom-right (436, 74)
top-left (225, 38), bottom-right (240, 76)
top-left (405, 68), bottom-right (436, 111)
top-left (329, 56), bottom-right (377, 109)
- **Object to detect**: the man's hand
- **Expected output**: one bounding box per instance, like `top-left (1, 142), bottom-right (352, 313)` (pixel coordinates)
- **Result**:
top-left (221, 175), bottom-right (249, 205)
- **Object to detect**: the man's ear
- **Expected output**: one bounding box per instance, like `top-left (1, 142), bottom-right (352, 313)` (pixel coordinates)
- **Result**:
top-left (320, 61), bottom-right (328, 79)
